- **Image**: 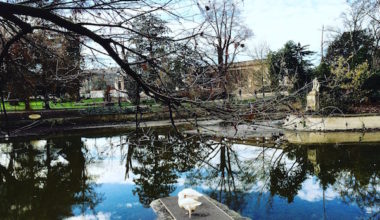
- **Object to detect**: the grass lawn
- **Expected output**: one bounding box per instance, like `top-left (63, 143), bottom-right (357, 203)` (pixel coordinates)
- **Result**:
top-left (0, 98), bottom-right (133, 111)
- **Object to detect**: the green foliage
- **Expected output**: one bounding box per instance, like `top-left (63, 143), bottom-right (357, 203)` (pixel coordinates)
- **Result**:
top-left (325, 30), bottom-right (375, 69)
top-left (319, 56), bottom-right (373, 111)
top-left (318, 28), bottom-right (379, 110)
top-left (268, 41), bottom-right (315, 90)
top-left (362, 70), bottom-right (380, 101)
top-left (330, 56), bottom-right (371, 91)
top-left (313, 61), bottom-right (331, 80)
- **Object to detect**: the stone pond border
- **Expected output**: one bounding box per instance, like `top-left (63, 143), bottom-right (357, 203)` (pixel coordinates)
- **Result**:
top-left (283, 114), bottom-right (380, 131)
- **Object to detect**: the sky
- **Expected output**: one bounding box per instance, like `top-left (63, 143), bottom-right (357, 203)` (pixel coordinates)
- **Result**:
top-left (241, 0), bottom-right (349, 63)
top-left (83, 0), bottom-right (350, 68)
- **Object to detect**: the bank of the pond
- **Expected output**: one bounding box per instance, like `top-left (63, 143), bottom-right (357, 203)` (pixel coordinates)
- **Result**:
top-left (0, 106), bottom-right (209, 139)
top-left (0, 114), bottom-right (224, 140)
top-left (284, 130), bottom-right (380, 144)
top-left (0, 104), bottom-right (289, 140)
top-left (283, 113), bottom-right (380, 131)
top-left (1, 106), bottom-right (185, 127)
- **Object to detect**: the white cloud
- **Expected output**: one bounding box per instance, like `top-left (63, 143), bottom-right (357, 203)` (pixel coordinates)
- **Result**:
top-left (86, 156), bottom-right (136, 184)
top-left (82, 136), bottom-right (137, 184)
top-left (297, 177), bottom-right (338, 202)
top-left (64, 212), bottom-right (111, 220)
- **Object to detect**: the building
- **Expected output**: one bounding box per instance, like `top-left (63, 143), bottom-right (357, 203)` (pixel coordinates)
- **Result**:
top-left (80, 59), bottom-right (287, 102)
top-left (225, 60), bottom-right (270, 99)
top-left (195, 59), bottom-right (271, 100)
top-left (80, 68), bottom-right (127, 101)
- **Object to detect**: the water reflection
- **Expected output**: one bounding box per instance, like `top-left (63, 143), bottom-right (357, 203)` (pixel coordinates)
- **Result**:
top-left (0, 131), bottom-right (378, 219)
top-left (313, 144), bottom-right (379, 214)
top-left (126, 131), bottom-right (210, 207)
top-left (0, 138), bottom-right (101, 219)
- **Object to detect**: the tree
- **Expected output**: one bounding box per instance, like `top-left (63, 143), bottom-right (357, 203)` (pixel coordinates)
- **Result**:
top-left (268, 41), bottom-right (315, 90)
top-left (123, 14), bottom-right (199, 104)
top-left (0, 0), bottom-right (282, 128)
top-left (0, 1), bottom-right (186, 108)
top-left (1, 29), bottom-right (82, 109)
top-left (328, 56), bottom-right (371, 103)
top-left (33, 31), bottom-right (82, 109)
top-left (250, 42), bottom-right (270, 97)
top-left (1, 38), bottom-right (37, 110)
top-left (123, 14), bottom-right (169, 104)
top-left (325, 30), bottom-right (375, 68)
top-left (321, 1), bottom-right (380, 108)
top-left (313, 61), bottom-right (331, 80)
top-left (196, 0), bottom-right (253, 99)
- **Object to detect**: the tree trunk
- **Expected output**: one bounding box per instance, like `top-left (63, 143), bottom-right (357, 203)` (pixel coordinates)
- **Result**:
top-left (44, 93), bottom-right (50, 110)
top-left (25, 98), bottom-right (31, 111)
top-left (217, 46), bottom-right (228, 101)
top-left (220, 145), bottom-right (226, 176)
top-left (0, 89), bottom-right (10, 136)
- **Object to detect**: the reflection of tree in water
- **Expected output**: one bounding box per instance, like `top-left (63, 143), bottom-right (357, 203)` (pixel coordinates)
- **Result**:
top-left (0, 137), bottom-right (101, 219)
top-left (186, 138), bottom-right (252, 212)
top-left (184, 138), bottom-right (379, 217)
top-left (269, 146), bottom-right (311, 203)
top-left (313, 144), bottom-right (379, 216)
top-left (185, 139), bottom-right (312, 210)
top-left (261, 143), bottom-right (379, 216)
top-left (127, 130), bottom-right (202, 207)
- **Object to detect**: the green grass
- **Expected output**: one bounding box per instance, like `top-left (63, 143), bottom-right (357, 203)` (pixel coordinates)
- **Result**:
top-left (0, 98), bottom-right (134, 111)
top-left (80, 98), bottom-right (104, 104)
top-left (0, 101), bottom-right (44, 111)
top-left (1, 102), bottom-right (26, 111)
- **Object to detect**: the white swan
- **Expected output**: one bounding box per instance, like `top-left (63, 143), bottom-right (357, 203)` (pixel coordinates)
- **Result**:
top-left (178, 188), bottom-right (203, 200)
top-left (178, 197), bottom-right (202, 218)
top-left (178, 188), bottom-right (203, 218)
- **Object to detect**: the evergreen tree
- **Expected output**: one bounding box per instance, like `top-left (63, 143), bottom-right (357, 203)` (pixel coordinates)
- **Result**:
top-left (268, 41), bottom-right (315, 90)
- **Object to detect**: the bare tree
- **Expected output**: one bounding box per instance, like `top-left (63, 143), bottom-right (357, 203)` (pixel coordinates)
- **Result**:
top-left (195, 0), bottom-right (253, 100)
top-left (249, 42), bottom-right (270, 98)
top-left (349, 0), bottom-right (380, 67)
top-left (0, 1), bottom-right (199, 105)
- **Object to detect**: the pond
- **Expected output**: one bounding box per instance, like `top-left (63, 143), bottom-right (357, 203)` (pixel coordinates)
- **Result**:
top-left (0, 128), bottom-right (378, 219)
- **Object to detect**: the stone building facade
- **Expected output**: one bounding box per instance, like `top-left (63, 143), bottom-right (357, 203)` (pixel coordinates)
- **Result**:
top-left (80, 68), bottom-right (127, 100)
top-left (80, 59), bottom-right (274, 101)
top-left (225, 60), bottom-right (270, 99)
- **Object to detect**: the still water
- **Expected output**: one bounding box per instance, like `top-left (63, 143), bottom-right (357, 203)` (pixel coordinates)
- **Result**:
top-left (0, 129), bottom-right (378, 219)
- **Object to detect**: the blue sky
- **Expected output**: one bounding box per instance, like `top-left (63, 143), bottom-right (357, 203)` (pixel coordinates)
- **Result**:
top-left (241, 0), bottom-right (349, 62)
top-left (84, 0), bottom-right (350, 67)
